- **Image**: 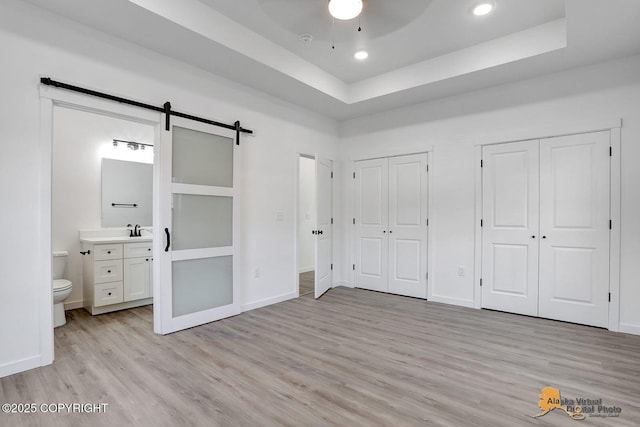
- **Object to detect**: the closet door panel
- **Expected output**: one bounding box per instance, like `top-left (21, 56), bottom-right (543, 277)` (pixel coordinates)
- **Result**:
top-left (481, 141), bottom-right (539, 316)
top-left (354, 159), bottom-right (389, 292)
top-left (388, 154), bottom-right (428, 298)
top-left (538, 131), bottom-right (610, 328)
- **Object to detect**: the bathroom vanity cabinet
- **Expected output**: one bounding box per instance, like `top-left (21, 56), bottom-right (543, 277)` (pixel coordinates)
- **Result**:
top-left (81, 239), bottom-right (153, 315)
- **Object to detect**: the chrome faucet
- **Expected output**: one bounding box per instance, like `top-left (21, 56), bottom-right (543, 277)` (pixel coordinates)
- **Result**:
top-left (134, 224), bottom-right (141, 237)
top-left (127, 224), bottom-right (134, 237)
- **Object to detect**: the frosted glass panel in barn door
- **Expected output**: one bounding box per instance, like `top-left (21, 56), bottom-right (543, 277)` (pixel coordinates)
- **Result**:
top-left (538, 132), bottom-right (610, 328)
top-left (314, 156), bottom-right (333, 298)
top-left (387, 154), bottom-right (428, 298)
top-left (158, 117), bottom-right (240, 334)
top-left (354, 158), bottom-right (389, 292)
top-left (481, 141), bottom-right (540, 316)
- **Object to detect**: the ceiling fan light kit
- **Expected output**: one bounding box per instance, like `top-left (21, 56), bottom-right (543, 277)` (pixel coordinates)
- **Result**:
top-left (328, 0), bottom-right (363, 21)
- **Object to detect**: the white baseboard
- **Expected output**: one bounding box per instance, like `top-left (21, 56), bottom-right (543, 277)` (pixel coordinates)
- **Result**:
top-left (241, 292), bottom-right (297, 312)
top-left (0, 355), bottom-right (44, 379)
top-left (64, 300), bottom-right (83, 311)
top-left (334, 281), bottom-right (354, 288)
top-left (298, 267), bottom-right (315, 273)
top-left (428, 295), bottom-right (475, 309)
top-left (619, 323), bottom-right (640, 336)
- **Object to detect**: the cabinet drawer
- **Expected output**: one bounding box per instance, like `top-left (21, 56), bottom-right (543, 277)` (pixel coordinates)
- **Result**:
top-left (94, 244), bottom-right (123, 261)
top-left (94, 259), bottom-right (123, 283)
top-left (94, 282), bottom-right (124, 307)
top-left (124, 242), bottom-right (153, 258)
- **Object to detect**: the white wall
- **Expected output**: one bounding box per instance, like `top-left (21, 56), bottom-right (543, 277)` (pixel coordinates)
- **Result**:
top-left (52, 107), bottom-right (154, 310)
top-left (339, 54), bottom-right (640, 334)
top-left (0, 0), bottom-right (339, 377)
top-left (298, 157), bottom-right (316, 273)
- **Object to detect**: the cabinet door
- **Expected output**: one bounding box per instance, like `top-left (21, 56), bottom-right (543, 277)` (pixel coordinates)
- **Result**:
top-left (123, 257), bottom-right (152, 302)
top-left (482, 140), bottom-right (540, 316)
top-left (387, 154), bottom-right (428, 298)
top-left (538, 132), bottom-right (610, 328)
top-left (354, 158), bottom-right (389, 292)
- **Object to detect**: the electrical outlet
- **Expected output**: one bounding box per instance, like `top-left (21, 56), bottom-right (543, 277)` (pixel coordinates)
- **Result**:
top-left (254, 267), bottom-right (260, 279)
top-left (458, 266), bottom-right (465, 276)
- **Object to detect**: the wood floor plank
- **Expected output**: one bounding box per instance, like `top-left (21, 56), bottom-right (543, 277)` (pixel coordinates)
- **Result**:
top-left (1, 287), bottom-right (639, 426)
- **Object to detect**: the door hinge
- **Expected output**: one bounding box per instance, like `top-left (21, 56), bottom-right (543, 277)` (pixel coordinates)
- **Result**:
top-left (480, 278), bottom-right (483, 287)
top-left (353, 218), bottom-right (356, 225)
top-left (426, 164), bottom-right (429, 172)
top-left (353, 264), bottom-right (355, 271)
top-left (331, 263), bottom-right (333, 270)
top-left (610, 146), bottom-right (612, 157)
top-left (331, 218), bottom-right (334, 225)
top-left (480, 159), bottom-right (483, 168)
top-left (353, 172), bottom-right (356, 179)
top-left (426, 272), bottom-right (428, 280)
top-left (426, 218), bottom-right (429, 227)
top-left (609, 220), bottom-right (612, 230)
top-left (608, 292), bottom-right (611, 302)
top-left (331, 171), bottom-right (334, 178)
top-left (480, 219), bottom-right (484, 227)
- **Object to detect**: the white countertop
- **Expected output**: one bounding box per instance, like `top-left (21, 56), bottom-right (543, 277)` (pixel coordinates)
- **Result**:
top-left (80, 236), bottom-right (153, 244)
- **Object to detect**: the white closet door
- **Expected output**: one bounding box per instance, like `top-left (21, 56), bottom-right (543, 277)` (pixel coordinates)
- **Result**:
top-left (354, 158), bottom-right (389, 292)
top-left (315, 156), bottom-right (333, 299)
top-left (482, 141), bottom-right (540, 316)
top-left (538, 132), bottom-right (610, 328)
top-left (387, 154), bottom-right (428, 298)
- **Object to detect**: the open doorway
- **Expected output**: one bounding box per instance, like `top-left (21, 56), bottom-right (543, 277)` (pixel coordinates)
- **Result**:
top-left (51, 105), bottom-right (155, 328)
top-left (298, 155), bottom-right (316, 297)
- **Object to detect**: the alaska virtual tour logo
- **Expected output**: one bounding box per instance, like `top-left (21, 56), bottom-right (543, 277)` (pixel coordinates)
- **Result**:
top-left (533, 387), bottom-right (622, 420)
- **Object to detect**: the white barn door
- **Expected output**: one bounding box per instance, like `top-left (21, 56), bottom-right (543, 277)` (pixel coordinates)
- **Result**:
top-left (481, 141), bottom-right (540, 316)
top-left (538, 132), bottom-right (610, 328)
top-left (157, 117), bottom-right (240, 334)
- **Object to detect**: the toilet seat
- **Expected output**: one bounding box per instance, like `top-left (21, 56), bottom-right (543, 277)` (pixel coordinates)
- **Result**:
top-left (53, 279), bottom-right (72, 292)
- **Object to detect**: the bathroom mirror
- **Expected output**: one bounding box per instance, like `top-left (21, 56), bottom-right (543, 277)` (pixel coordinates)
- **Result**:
top-left (101, 159), bottom-right (153, 227)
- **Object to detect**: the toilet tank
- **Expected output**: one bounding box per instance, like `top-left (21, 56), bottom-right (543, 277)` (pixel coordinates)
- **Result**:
top-left (52, 251), bottom-right (68, 280)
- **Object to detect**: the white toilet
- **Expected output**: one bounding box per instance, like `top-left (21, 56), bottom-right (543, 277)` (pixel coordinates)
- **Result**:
top-left (52, 251), bottom-right (73, 328)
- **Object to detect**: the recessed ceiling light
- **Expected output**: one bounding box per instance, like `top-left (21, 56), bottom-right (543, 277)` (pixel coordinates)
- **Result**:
top-left (473, 2), bottom-right (494, 16)
top-left (354, 51), bottom-right (369, 60)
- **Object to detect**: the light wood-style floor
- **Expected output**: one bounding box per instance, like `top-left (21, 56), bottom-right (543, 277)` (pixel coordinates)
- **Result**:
top-left (2, 287), bottom-right (640, 426)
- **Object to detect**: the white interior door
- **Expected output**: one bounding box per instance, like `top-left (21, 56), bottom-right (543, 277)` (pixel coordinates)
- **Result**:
top-left (354, 158), bottom-right (388, 292)
top-left (314, 156), bottom-right (332, 298)
top-left (482, 141), bottom-right (540, 316)
top-left (157, 117), bottom-right (240, 334)
top-left (538, 132), bottom-right (610, 327)
top-left (387, 154), bottom-right (428, 298)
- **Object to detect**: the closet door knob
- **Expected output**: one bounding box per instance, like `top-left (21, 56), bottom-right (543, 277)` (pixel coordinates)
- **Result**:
top-left (383, 230), bottom-right (386, 233)
top-left (542, 236), bottom-right (547, 239)
top-left (531, 235), bottom-right (536, 239)
top-left (389, 230), bottom-right (393, 234)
